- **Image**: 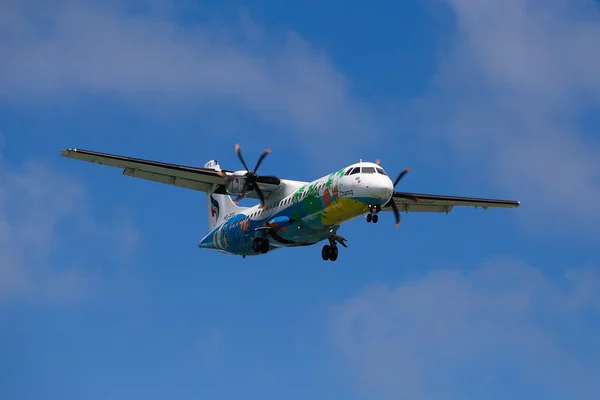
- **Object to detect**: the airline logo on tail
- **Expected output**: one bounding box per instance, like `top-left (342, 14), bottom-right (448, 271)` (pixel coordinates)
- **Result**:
top-left (210, 195), bottom-right (220, 223)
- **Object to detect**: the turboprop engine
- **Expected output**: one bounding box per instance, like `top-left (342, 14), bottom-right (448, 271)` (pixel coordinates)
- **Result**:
top-left (225, 171), bottom-right (251, 196)
top-left (220, 144), bottom-right (281, 209)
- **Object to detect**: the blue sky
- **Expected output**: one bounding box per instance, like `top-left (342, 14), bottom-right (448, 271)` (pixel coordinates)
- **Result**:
top-left (1, 1), bottom-right (600, 399)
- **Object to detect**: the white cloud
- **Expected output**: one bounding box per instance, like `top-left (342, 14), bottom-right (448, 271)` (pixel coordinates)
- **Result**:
top-left (0, 0), bottom-right (379, 150)
top-left (330, 256), bottom-right (600, 400)
top-left (413, 0), bottom-right (600, 234)
top-left (0, 147), bottom-right (140, 305)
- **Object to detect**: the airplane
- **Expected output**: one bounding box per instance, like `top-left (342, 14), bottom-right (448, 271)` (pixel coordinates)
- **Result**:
top-left (60, 145), bottom-right (520, 261)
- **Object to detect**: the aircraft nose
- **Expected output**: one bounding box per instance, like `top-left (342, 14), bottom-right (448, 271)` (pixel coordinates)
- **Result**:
top-left (373, 177), bottom-right (394, 200)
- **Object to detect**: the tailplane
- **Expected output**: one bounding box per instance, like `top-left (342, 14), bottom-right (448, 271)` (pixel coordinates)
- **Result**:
top-left (204, 160), bottom-right (247, 230)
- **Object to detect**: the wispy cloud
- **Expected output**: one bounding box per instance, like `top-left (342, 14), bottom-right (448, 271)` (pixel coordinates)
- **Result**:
top-left (0, 0), bottom-right (379, 154)
top-left (412, 0), bottom-right (600, 234)
top-left (0, 144), bottom-right (140, 305)
top-left (330, 256), bottom-right (600, 400)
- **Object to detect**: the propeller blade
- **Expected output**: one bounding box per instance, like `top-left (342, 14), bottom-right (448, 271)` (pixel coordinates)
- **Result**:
top-left (254, 184), bottom-right (268, 210)
top-left (256, 175), bottom-right (281, 185)
top-left (375, 159), bottom-right (381, 166)
top-left (390, 201), bottom-right (401, 228)
top-left (230, 144), bottom-right (279, 206)
top-left (253, 148), bottom-right (271, 172)
top-left (393, 168), bottom-right (410, 187)
top-left (235, 143), bottom-right (250, 172)
top-left (231, 194), bottom-right (244, 205)
top-left (231, 181), bottom-right (250, 205)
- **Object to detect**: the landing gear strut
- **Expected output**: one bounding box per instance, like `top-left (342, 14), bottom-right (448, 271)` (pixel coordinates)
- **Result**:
top-left (366, 204), bottom-right (381, 224)
top-left (253, 237), bottom-right (270, 254)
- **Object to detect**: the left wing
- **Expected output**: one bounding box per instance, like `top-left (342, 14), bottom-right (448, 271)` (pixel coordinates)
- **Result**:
top-left (59, 148), bottom-right (283, 199)
top-left (384, 191), bottom-right (520, 214)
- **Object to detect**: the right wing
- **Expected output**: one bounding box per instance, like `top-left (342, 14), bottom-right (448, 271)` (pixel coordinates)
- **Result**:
top-left (60, 148), bottom-right (288, 199)
top-left (384, 191), bottom-right (520, 214)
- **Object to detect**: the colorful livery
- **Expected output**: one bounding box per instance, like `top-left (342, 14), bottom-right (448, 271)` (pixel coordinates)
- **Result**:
top-left (60, 145), bottom-right (520, 261)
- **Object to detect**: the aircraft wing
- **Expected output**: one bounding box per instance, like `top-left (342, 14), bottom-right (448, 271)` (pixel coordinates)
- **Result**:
top-left (59, 148), bottom-right (283, 199)
top-left (383, 191), bottom-right (520, 213)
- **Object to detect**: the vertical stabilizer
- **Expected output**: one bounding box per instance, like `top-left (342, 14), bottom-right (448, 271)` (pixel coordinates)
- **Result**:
top-left (204, 160), bottom-right (246, 231)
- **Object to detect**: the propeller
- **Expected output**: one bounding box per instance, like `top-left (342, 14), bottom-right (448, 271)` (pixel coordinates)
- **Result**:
top-left (226, 144), bottom-right (280, 209)
top-left (381, 164), bottom-right (420, 228)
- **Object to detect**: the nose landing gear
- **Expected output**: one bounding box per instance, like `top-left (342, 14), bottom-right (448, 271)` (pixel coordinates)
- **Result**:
top-left (366, 204), bottom-right (381, 224)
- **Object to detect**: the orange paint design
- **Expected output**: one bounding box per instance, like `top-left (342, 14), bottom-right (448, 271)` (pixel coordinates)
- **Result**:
top-left (240, 218), bottom-right (250, 232)
top-left (323, 188), bottom-right (332, 206)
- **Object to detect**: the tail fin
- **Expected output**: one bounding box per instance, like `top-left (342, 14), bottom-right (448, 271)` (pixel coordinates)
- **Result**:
top-left (204, 160), bottom-right (247, 230)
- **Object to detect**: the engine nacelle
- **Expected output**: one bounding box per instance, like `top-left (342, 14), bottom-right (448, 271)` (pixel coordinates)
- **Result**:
top-left (225, 171), bottom-right (249, 195)
top-left (267, 216), bottom-right (295, 230)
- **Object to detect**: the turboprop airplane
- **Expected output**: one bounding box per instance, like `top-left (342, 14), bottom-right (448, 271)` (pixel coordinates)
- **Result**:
top-left (60, 145), bottom-right (520, 261)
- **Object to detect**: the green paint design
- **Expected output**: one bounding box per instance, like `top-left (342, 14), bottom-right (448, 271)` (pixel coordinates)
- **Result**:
top-left (288, 167), bottom-right (347, 224)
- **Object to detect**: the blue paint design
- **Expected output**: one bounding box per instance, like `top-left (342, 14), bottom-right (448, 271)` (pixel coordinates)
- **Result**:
top-left (210, 195), bottom-right (219, 222)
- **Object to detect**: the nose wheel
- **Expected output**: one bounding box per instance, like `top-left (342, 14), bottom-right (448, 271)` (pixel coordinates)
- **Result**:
top-left (365, 204), bottom-right (381, 224)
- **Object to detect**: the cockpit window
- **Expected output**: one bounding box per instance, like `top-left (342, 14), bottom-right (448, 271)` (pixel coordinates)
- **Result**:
top-left (362, 167), bottom-right (376, 174)
top-left (349, 167), bottom-right (360, 175)
top-left (344, 168), bottom-right (353, 175)
top-left (376, 167), bottom-right (387, 176)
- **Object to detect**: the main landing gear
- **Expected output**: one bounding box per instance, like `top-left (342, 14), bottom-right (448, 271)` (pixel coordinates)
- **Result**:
top-left (253, 237), bottom-right (270, 254)
top-left (321, 234), bottom-right (347, 262)
top-left (365, 204), bottom-right (381, 224)
top-left (322, 243), bottom-right (339, 261)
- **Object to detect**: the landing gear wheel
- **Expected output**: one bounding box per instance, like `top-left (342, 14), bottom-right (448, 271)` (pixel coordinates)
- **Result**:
top-left (372, 214), bottom-right (379, 223)
top-left (322, 245), bottom-right (330, 260)
top-left (253, 238), bottom-right (262, 253)
top-left (366, 213), bottom-right (373, 223)
top-left (329, 246), bottom-right (339, 261)
top-left (322, 234), bottom-right (345, 261)
top-left (260, 238), bottom-right (270, 254)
